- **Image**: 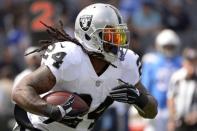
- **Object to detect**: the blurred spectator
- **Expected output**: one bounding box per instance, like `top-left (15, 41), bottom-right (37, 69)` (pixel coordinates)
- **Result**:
top-left (0, 28), bottom-right (7, 58)
top-left (112, 102), bottom-right (129, 131)
top-left (0, 66), bottom-right (14, 131)
top-left (0, 47), bottom-right (22, 77)
top-left (130, 1), bottom-right (161, 52)
top-left (58, 7), bottom-right (74, 37)
top-left (168, 48), bottom-right (197, 131)
top-left (64, 0), bottom-right (93, 23)
top-left (92, 107), bottom-right (118, 131)
top-left (0, 66), bottom-right (13, 99)
top-left (141, 29), bottom-right (182, 131)
top-left (130, 32), bottom-right (144, 58)
top-left (12, 46), bottom-right (41, 89)
top-left (6, 13), bottom-right (31, 68)
top-left (119, 0), bottom-right (142, 21)
top-left (132, 1), bottom-right (161, 36)
top-left (160, 1), bottom-right (190, 31)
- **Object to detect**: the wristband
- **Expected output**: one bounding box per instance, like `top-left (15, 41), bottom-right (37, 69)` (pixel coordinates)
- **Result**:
top-left (48, 105), bottom-right (62, 121)
top-left (57, 105), bottom-right (66, 118)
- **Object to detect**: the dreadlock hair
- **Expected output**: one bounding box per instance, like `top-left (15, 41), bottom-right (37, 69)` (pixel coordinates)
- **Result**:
top-left (25, 21), bottom-right (117, 68)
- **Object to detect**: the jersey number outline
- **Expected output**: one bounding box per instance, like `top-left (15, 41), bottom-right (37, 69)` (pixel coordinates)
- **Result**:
top-left (63, 94), bottom-right (113, 129)
top-left (43, 44), bottom-right (66, 69)
top-left (52, 52), bottom-right (66, 68)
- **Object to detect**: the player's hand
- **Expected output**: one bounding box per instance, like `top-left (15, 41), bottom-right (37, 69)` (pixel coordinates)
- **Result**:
top-left (109, 84), bottom-right (140, 104)
top-left (57, 95), bottom-right (75, 119)
top-left (44, 95), bottom-right (75, 124)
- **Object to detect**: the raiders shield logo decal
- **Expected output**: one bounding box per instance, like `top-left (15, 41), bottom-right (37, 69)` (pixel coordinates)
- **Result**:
top-left (79, 15), bottom-right (93, 31)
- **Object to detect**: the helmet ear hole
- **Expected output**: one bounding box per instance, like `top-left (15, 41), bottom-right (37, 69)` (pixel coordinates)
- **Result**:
top-left (85, 34), bottom-right (91, 41)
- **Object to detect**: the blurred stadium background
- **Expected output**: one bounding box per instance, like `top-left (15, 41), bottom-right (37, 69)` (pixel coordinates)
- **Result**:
top-left (0, 0), bottom-right (196, 131)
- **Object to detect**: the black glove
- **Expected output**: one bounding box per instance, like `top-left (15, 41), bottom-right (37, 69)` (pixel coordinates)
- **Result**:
top-left (46, 95), bottom-right (75, 123)
top-left (110, 84), bottom-right (140, 104)
top-left (109, 84), bottom-right (148, 109)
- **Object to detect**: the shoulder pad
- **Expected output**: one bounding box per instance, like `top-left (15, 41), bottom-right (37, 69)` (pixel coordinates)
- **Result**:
top-left (41, 41), bottom-right (85, 81)
top-left (119, 49), bottom-right (141, 85)
top-left (54, 41), bottom-right (83, 65)
top-left (121, 49), bottom-right (140, 70)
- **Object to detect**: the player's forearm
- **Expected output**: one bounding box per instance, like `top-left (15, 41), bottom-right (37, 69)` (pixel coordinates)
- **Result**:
top-left (136, 95), bottom-right (158, 119)
top-left (12, 66), bottom-right (63, 120)
top-left (12, 81), bottom-right (62, 120)
top-left (167, 98), bottom-right (176, 120)
top-left (134, 82), bottom-right (158, 118)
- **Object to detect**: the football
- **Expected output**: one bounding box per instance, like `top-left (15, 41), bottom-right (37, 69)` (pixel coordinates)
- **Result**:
top-left (42, 91), bottom-right (89, 117)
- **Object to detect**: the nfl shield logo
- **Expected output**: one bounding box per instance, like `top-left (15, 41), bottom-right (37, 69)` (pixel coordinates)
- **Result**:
top-left (95, 80), bottom-right (102, 87)
top-left (79, 15), bottom-right (93, 31)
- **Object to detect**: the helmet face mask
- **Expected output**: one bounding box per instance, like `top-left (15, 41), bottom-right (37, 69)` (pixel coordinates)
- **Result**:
top-left (158, 44), bottom-right (177, 57)
top-left (99, 25), bottom-right (130, 61)
top-left (75, 3), bottom-right (130, 62)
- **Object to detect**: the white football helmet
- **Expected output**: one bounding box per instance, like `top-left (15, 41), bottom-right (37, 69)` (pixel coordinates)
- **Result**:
top-left (75, 3), bottom-right (130, 62)
top-left (155, 29), bottom-right (181, 57)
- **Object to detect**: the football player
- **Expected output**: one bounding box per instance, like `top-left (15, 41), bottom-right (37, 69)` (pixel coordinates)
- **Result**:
top-left (141, 29), bottom-right (182, 131)
top-left (12, 3), bottom-right (158, 131)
